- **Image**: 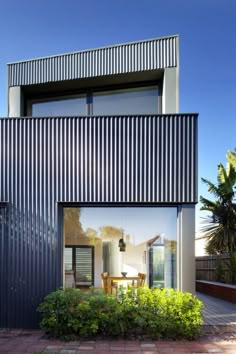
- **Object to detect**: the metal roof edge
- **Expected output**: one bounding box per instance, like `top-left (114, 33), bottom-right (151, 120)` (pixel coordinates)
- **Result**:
top-left (0, 112), bottom-right (198, 120)
top-left (7, 34), bottom-right (179, 66)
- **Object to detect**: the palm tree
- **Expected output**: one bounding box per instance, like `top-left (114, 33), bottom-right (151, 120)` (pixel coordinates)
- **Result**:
top-left (200, 161), bottom-right (236, 282)
top-left (227, 147), bottom-right (236, 168)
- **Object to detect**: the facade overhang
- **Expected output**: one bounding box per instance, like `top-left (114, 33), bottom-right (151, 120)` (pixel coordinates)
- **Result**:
top-left (7, 35), bottom-right (178, 87)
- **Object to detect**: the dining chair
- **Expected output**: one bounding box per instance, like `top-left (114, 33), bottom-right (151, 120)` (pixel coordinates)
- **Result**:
top-left (101, 272), bottom-right (118, 295)
top-left (131, 272), bottom-right (146, 287)
top-left (139, 273), bottom-right (146, 287)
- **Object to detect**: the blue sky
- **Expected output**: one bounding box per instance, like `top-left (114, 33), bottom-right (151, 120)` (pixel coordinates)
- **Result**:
top-left (0, 0), bottom-right (236, 229)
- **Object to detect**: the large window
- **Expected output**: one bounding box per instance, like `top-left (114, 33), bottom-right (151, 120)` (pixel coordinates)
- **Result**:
top-left (92, 86), bottom-right (158, 115)
top-left (63, 207), bottom-right (177, 289)
top-left (32, 96), bottom-right (86, 117)
top-left (30, 85), bottom-right (160, 117)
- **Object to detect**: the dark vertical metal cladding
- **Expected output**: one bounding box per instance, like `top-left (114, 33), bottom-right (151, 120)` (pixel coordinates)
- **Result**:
top-left (0, 206), bottom-right (7, 327)
top-left (0, 114), bottom-right (197, 328)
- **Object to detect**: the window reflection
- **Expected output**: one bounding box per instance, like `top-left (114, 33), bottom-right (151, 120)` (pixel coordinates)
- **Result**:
top-left (63, 207), bottom-right (177, 289)
top-left (32, 96), bottom-right (86, 116)
top-left (30, 86), bottom-right (159, 117)
top-left (93, 86), bottom-right (158, 115)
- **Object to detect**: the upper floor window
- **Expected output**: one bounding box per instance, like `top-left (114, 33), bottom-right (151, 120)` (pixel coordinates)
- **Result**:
top-left (30, 85), bottom-right (160, 117)
top-left (32, 96), bottom-right (86, 117)
top-left (92, 86), bottom-right (158, 115)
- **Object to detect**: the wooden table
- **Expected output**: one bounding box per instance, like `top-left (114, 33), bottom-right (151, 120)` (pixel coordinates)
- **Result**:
top-left (107, 275), bottom-right (141, 295)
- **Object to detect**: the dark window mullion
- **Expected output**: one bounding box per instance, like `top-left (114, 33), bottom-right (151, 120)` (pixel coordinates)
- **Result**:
top-left (87, 94), bottom-right (93, 115)
top-left (72, 247), bottom-right (76, 274)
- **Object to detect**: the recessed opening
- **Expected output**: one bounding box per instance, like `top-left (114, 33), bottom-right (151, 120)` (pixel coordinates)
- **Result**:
top-left (63, 206), bottom-right (177, 290)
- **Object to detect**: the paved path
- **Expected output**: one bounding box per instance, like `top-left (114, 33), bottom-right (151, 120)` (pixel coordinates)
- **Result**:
top-left (0, 329), bottom-right (236, 354)
top-left (197, 292), bottom-right (236, 325)
top-left (0, 293), bottom-right (236, 353)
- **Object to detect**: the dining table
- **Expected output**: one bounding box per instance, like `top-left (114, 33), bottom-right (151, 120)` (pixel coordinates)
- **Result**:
top-left (106, 275), bottom-right (141, 295)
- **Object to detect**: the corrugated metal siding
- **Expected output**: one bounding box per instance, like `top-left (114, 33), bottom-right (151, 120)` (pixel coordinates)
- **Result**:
top-left (0, 114), bottom-right (197, 328)
top-left (0, 207), bottom-right (7, 328)
top-left (8, 36), bottom-right (178, 87)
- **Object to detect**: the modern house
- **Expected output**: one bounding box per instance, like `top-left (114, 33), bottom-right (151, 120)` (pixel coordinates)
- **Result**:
top-left (0, 35), bottom-right (198, 328)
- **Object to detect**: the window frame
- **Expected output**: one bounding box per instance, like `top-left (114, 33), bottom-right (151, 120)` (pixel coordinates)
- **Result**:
top-left (65, 245), bottom-right (95, 287)
top-left (27, 93), bottom-right (88, 117)
top-left (26, 82), bottom-right (162, 116)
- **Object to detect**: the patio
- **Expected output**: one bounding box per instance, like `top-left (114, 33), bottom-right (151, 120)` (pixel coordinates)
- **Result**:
top-left (197, 292), bottom-right (236, 326)
top-left (0, 293), bottom-right (236, 353)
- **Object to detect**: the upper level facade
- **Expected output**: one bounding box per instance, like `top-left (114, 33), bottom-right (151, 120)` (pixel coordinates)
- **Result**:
top-left (4, 35), bottom-right (197, 205)
top-left (7, 35), bottom-right (179, 117)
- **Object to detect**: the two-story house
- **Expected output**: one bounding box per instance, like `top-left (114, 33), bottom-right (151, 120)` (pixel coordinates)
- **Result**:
top-left (0, 35), bottom-right (198, 328)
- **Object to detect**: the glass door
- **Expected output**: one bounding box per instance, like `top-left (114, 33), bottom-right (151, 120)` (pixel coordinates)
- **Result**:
top-left (149, 245), bottom-right (165, 288)
top-left (149, 240), bottom-right (176, 288)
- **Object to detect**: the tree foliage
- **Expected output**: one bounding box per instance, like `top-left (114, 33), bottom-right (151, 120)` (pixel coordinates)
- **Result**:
top-left (64, 208), bottom-right (124, 245)
top-left (227, 147), bottom-right (236, 168)
top-left (200, 148), bottom-right (236, 282)
top-left (64, 208), bottom-right (85, 238)
top-left (200, 160), bottom-right (236, 255)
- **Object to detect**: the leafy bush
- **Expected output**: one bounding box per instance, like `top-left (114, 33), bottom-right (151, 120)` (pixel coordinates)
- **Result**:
top-left (38, 287), bottom-right (203, 340)
top-left (117, 287), bottom-right (204, 339)
top-left (38, 287), bottom-right (120, 337)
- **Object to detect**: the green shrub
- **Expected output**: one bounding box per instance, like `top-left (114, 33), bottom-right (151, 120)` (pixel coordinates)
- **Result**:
top-left (37, 288), bottom-right (84, 337)
top-left (38, 287), bottom-right (203, 340)
top-left (118, 287), bottom-right (204, 339)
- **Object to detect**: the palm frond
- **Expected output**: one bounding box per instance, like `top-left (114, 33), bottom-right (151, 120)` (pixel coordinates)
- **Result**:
top-left (217, 163), bottom-right (227, 185)
top-left (218, 162), bottom-right (236, 201)
top-left (201, 157), bottom-right (236, 255)
top-left (227, 148), bottom-right (236, 168)
top-left (201, 178), bottom-right (222, 200)
top-left (199, 196), bottom-right (219, 212)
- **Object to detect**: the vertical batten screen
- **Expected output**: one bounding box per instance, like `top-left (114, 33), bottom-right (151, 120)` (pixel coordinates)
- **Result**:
top-left (0, 114), bottom-right (197, 327)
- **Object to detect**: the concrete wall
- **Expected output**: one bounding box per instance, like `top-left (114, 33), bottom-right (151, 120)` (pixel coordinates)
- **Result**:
top-left (162, 36), bottom-right (179, 113)
top-left (177, 205), bottom-right (195, 293)
top-left (162, 67), bottom-right (179, 113)
top-left (8, 87), bottom-right (22, 117)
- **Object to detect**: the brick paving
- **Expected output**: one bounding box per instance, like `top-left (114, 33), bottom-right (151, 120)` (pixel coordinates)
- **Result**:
top-left (0, 293), bottom-right (236, 353)
top-left (0, 330), bottom-right (236, 354)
